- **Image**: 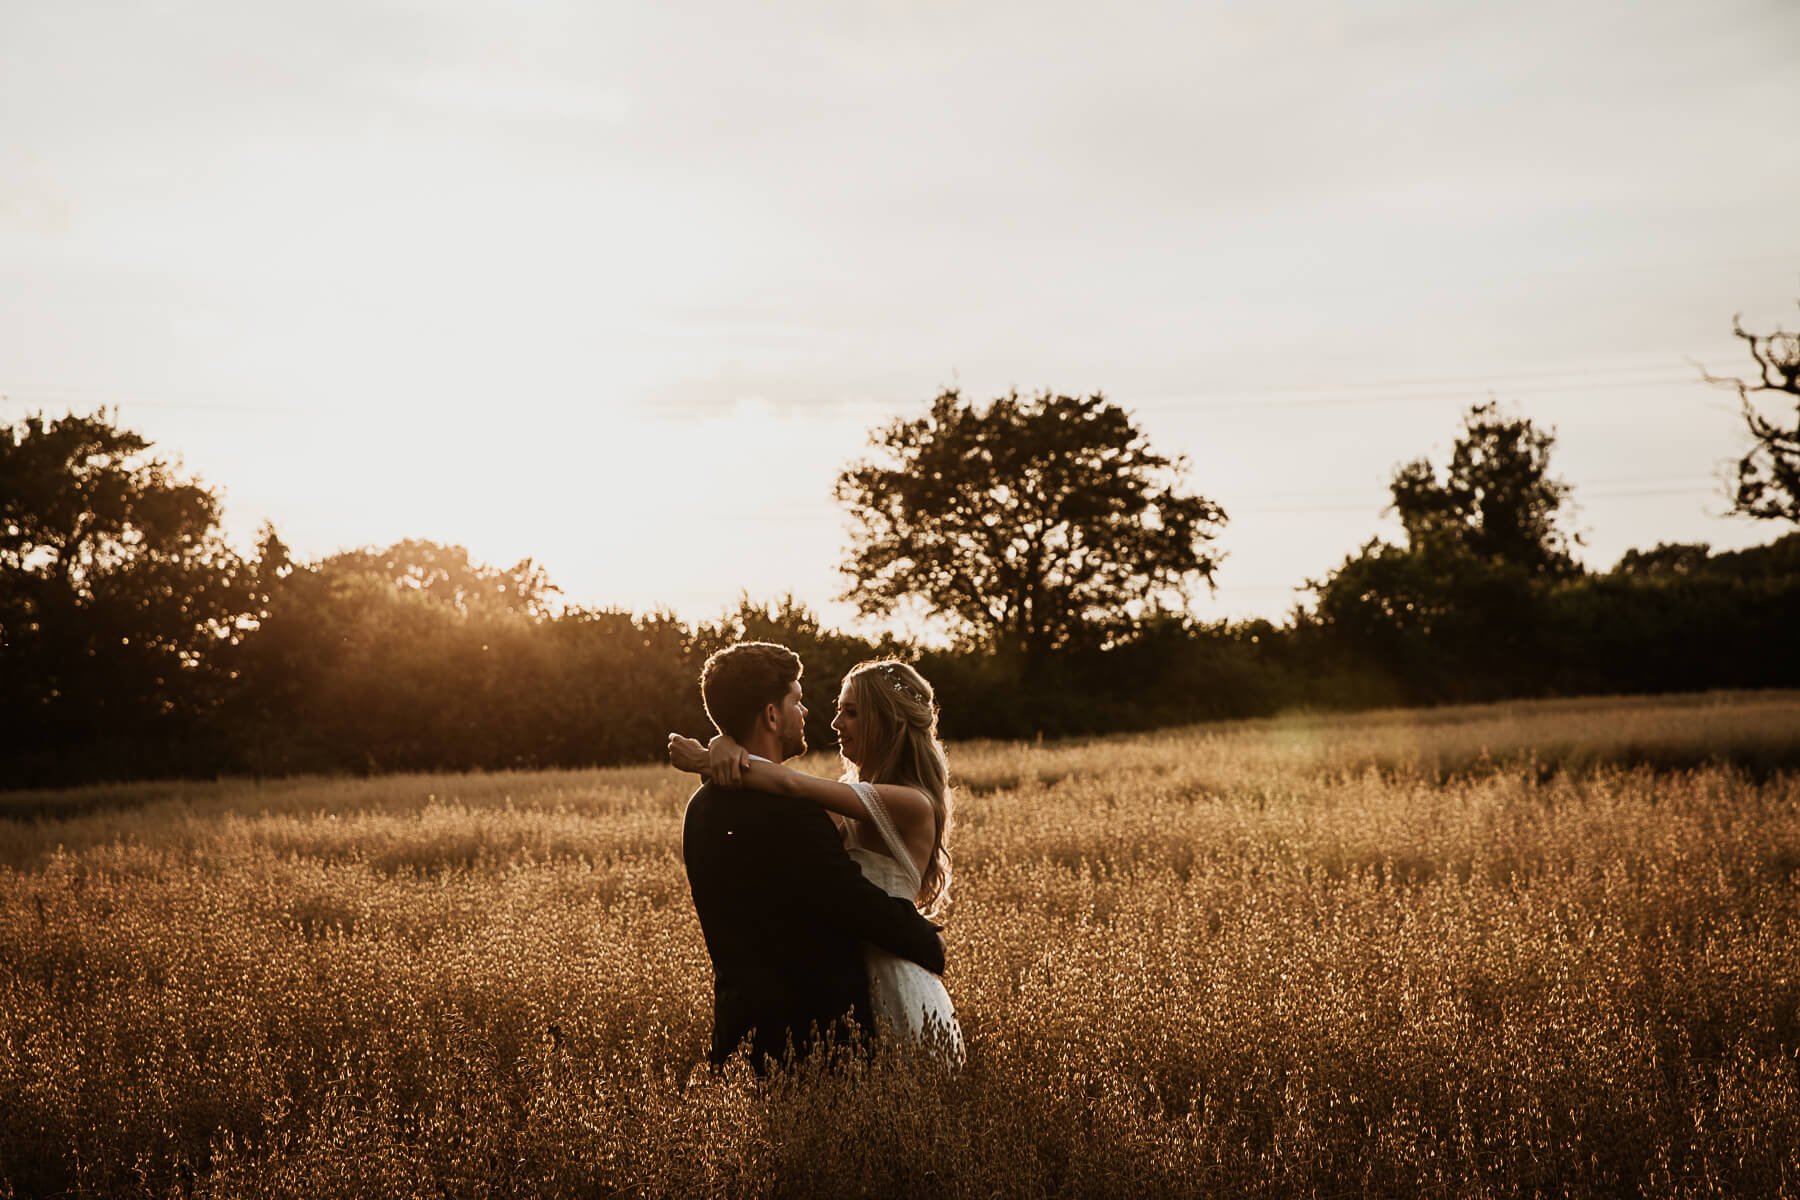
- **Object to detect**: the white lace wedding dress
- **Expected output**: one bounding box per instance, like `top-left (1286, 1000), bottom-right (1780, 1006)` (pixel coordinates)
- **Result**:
top-left (847, 781), bottom-right (965, 1063)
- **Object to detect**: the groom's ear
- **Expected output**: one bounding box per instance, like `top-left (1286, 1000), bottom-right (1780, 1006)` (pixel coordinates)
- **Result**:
top-left (758, 701), bottom-right (781, 733)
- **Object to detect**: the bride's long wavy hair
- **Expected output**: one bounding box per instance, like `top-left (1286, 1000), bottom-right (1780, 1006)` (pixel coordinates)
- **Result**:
top-left (839, 658), bottom-right (954, 919)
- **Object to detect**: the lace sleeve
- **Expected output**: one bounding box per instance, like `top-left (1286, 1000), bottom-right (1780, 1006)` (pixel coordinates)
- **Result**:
top-left (850, 780), bottom-right (922, 891)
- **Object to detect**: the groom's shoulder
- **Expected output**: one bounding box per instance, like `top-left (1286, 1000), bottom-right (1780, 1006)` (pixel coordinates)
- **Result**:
top-left (684, 782), bottom-right (811, 828)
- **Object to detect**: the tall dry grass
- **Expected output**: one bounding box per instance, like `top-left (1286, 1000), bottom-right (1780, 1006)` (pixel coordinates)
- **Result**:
top-left (2, 690), bottom-right (1799, 1197)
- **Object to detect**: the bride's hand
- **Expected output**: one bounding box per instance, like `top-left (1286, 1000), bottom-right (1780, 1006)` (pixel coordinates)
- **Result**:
top-left (707, 734), bottom-right (751, 788)
top-left (667, 733), bottom-right (711, 776)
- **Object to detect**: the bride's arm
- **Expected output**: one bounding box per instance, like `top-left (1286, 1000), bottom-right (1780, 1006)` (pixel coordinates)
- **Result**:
top-left (665, 733), bottom-right (929, 828)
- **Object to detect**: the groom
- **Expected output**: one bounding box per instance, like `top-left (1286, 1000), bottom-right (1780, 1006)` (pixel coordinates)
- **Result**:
top-left (682, 641), bottom-right (946, 1071)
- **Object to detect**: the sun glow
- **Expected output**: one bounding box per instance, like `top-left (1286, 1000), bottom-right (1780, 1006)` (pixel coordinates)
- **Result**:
top-left (206, 393), bottom-right (885, 623)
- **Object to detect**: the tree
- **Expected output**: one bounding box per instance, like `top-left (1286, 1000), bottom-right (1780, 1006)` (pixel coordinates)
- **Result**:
top-left (224, 539), bottom-right (568, 773)
top-left (0, 410), bottom-right (260, 780)
top-left (1707, 305), bottom-right (1800, 523)
top-left (1387, 400), bottom-right (1579, 575)
top-left (834, 390), bottom-right (1225, 670)
top-left (1302, 402), bottom-right (1579, 699)
top-left (319, 538), bottom-right (559, 617)
top-left (1612, 542), bottom-right (1712, 578)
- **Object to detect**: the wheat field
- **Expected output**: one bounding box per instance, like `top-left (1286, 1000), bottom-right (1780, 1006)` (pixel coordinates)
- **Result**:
top-left (3, 691), bottom-right (1799, 1198)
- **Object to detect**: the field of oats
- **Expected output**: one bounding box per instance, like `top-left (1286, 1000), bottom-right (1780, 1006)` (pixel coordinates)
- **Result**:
top-left (4, 690), bottom-right (1800, 1198)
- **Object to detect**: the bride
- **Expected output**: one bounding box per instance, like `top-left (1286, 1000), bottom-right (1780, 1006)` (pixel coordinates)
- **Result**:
top-left (669, 658), bottom-right (964, 1062)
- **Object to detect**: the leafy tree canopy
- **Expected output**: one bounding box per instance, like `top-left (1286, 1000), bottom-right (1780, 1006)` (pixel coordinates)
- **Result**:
top-left (834, 390), bottom-right (1225, 668)
top-left (1388, 400), bottom-right (1580, 576)
top-left (1, 409), bottom-right (228, 595)
top-left (0, 410), bottom-right (261, 751)
top-left (1301, 402), bottom-right (1579, 694)
top-left (1611, 532), bottom-right (1800, 582)
top-left (1612, 542), bottom-right (1713, 578)
top-left (319, 539), bottom-right (559, 617)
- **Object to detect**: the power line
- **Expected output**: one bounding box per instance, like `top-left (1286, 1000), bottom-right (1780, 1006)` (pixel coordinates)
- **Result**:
top-left (0, 352), bottom-right (1752, 419)
top-left (1137, 359), bottom-right (1725, 398)
top-left (1129, 373), bottom-right (1718, 412)
top-left (732, 477), bottom-right (1730, 522)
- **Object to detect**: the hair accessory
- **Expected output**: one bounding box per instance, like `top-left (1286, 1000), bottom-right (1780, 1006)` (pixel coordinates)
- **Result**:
top-left (874, 662), bottom-right (925, 704)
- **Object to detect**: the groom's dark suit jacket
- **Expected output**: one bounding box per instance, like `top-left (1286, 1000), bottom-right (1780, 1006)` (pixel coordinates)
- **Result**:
top-left (683, 782), bottom-right (944, 1070)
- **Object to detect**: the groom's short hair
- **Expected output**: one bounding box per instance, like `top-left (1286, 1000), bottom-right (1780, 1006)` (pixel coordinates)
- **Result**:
top-left (701, 642), bottom-right (803, 741)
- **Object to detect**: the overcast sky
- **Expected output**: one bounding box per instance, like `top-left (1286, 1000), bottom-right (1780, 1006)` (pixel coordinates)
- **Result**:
top-left (3, 0), bottom-right (1797, 629)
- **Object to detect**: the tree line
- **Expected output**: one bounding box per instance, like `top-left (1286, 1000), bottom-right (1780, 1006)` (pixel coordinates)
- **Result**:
top-left (4, 304), bottom-right (1798, 788)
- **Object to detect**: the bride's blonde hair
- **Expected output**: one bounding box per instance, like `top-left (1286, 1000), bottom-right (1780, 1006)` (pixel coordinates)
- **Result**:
top-left (840, 658), bottom-right (954, 919)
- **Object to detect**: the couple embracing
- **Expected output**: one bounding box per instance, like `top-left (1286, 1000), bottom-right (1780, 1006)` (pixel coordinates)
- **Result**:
top-left (670, 642), bottom-right (963, 1072)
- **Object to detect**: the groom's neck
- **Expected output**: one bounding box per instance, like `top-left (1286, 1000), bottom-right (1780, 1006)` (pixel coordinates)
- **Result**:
top-left (738, 728), bottom-right (785, 764)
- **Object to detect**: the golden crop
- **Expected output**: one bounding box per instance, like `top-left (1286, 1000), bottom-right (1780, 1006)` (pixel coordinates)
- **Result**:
top-left (2, 690), bottom-right (1798, 1197)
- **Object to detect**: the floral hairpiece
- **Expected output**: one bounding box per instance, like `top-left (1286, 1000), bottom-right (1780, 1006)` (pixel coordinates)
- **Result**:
top-left (874, 662), bottom-right (925, 704)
